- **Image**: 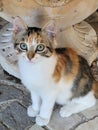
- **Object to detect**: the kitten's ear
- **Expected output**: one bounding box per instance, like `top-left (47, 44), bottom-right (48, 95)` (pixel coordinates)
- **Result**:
top-left (43, 21), bottom-right (57, 48)
top-left (13, 16), bottom-right (28, 34)
top-left (43, 21), bottom-right (57, 40)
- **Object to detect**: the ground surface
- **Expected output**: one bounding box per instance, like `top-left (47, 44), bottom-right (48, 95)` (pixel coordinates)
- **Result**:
top-left (0, 17), bottom-right (98, 130)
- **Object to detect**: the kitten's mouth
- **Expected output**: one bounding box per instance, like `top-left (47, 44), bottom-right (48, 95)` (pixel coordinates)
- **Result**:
top-left (28, 60), bottom-right (35, 64)
top-left (28, 58), bottom-right (39, 64)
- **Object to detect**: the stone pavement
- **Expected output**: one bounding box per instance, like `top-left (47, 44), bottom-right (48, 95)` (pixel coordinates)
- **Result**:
top-left (0, 17), bottom-right (98, 130)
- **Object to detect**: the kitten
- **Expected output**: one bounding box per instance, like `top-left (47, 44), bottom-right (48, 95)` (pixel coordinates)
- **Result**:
top-left (12, 16), bottom-right (98, 126)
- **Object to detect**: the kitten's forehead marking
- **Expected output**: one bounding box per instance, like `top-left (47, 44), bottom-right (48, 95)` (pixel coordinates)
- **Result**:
top-left (25, 31), bottom-right (43, 49)
top-left (32, 33), bottom-right (42, 45)
top-left (25, 34), bottom-right (36, 47)
top-left (32, 38), bottom-right (37, 46)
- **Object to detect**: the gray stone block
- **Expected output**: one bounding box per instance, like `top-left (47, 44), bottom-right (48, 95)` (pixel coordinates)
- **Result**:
top-left (29, 124), bottom-right (45, 130)
top-left (75, 117), bottom-right (98, 130)
top-left (1, 102), bottom-right (34, 130)
top-left (81, 101), bottom-right (98, 119)
top-left (47, 109), bottom-right (83, 130)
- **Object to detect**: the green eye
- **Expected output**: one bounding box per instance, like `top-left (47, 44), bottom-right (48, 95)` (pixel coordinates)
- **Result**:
top-left (36, 44), bottom-right (45, 52)
top-left (20, 43), bottom-right (27, 51)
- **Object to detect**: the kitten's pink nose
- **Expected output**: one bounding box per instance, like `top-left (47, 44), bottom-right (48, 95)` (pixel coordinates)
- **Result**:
top-left (27, 51), bottom-right (34, 61)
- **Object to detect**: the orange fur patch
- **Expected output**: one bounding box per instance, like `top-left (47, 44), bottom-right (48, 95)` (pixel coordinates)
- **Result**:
top-left (93, 82), bottom-right (98, 98)
top-left (53, 48), bottom-right (79, 83)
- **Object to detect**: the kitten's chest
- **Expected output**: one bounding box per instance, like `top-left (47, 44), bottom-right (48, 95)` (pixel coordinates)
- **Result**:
top-left (18, 58), bottom-right (56, 90)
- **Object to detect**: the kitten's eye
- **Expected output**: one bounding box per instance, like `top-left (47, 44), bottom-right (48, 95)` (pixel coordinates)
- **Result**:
top-left (20, 43), bottom-right (27, 51)
top-left (36, 44), bottom-right (45, 52)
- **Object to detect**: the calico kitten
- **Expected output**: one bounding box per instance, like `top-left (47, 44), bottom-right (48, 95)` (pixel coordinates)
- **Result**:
top-left (12, 16), bottom-right (98, 126)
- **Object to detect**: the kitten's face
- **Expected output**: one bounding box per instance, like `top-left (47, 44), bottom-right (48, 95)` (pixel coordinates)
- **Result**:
top-left (13, 17), bottom-right (56, 63)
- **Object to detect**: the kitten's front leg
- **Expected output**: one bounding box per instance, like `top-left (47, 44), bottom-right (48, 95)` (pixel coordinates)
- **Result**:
top-left (27, 91), bottom-right (41, 117)
top-left (36, 96), bottom-right (55, 126)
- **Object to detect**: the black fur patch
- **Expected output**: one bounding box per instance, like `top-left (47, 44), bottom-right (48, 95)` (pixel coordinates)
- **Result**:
top-left (27, 27), bottom-right (41, 36)
top-left (55, 48), bottom-right (67, 54)
top-left (72, 56), bottom-right (94, 98)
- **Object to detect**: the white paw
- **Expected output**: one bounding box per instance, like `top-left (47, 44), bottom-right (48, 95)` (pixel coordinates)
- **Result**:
top-left (36, 116), bottom-right (49, 126)
top-left (59, 106), bottom-right (73, 117)
top-left (27, 105), bottom-right (38, 117)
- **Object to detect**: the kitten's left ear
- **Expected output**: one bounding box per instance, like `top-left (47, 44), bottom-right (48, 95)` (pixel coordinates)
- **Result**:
top-left (42, 21), bottom-right (57, 48)
top-left (42, 21), bottom-right (57, 40)
top-left (13, 16), bottom-right (28, 34)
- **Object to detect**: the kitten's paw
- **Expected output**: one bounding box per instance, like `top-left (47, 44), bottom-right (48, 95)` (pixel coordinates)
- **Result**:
top-left (36, 116), bottom-right (49, 126)
top-left (59, 106), bottom-right (73, 117)
top-left (27, 105), bottom-right (38, 117)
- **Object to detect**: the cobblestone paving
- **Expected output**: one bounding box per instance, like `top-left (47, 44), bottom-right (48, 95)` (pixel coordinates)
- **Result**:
top-left (0, 17), bottom-right (98, 130)
top-left (0, 66), bottom-right (35, 130)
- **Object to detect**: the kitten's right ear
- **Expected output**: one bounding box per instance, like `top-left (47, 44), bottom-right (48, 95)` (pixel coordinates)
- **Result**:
top-left (13, 16), bottom-right (28, 34)
top-left (42, 21), bottom-right (57, 48)
top-left (42, 21), bottom-right (57, 40)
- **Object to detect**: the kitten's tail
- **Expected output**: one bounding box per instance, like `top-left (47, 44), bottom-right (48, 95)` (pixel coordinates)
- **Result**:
top-left (93, 81), bottom-right (98, 98)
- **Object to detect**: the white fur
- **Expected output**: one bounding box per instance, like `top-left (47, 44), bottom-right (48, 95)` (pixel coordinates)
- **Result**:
top-left (18, 53), bottom-right (96, 126)
top-left (60, 91), bottom-right (96, 117)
